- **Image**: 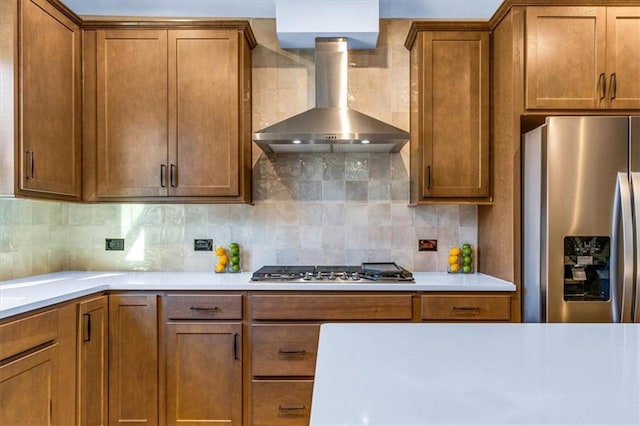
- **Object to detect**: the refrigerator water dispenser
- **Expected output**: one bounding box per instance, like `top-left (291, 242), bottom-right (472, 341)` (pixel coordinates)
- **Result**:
top-left (563, 236), bottom-right (610, 301)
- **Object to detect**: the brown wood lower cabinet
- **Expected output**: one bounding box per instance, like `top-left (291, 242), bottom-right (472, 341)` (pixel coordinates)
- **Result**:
top-left (421, 294), bottom-right (512, 321)
top-left (163, 293), bottom-right (244, 425)
top-left (78, 296), bottom-right (108, 426)
top-left (248, 293), bottom-right (415, 425)
top-left (109, 294), bottom-right (159, 425)
top-left (0, 343), bottom-right (59, 425)
top-left (251, 380), bottom-right (314, 426)
top-left (165, 322), bottom-right (243, 425)
top-left (0, 305), bottom-right (76, 425)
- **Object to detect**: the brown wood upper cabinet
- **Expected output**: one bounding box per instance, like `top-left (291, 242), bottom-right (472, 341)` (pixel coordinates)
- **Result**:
top-left (18, 0), bottom-right (82, 200)
top-left (406, 24), bottom-right (490, 204)
top-left (85, 25), bottom-right (254, 203)
top-left (526, 6), bottom-right (640, 110)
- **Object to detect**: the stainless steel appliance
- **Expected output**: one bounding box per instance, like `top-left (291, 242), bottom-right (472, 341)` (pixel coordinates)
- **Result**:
top-left (523, 116), bottom-right (640, 323)
top-left (250, 263), bottom-right (414, 283)
top-left (252, 38), bottom-right (409, 154)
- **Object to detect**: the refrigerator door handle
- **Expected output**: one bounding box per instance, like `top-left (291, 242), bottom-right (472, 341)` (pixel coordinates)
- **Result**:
top-left (611, 173), bottom-right (634, 323)
top-left (630, 173), bottom-right (640, 322)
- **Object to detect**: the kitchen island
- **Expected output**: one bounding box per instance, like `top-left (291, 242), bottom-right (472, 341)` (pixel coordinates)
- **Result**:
top-left (310, 323), bottom-right (640, 425)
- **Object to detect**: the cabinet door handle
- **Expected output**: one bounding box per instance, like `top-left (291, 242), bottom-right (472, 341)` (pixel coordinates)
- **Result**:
top-left (189, 306), bottom-right (220, 312)
top-left (233, 333), bottom-right (240, 360)
top-left (82, 313), bottom-right (91, 342)
top-left (169, 164), bottom-right (177, 187)
top-left (160, 164), bottom-right (167, 188)
top-left (278, 349), bottom-right (307, 355)
top-left (598, 73), bottom-right (606, 101)
top-left (610, 73), bottom-right (617, 100)
top-left (26, 150), bottom-right (34, 179)
top-left (278, 405), bottom-right (306, 411)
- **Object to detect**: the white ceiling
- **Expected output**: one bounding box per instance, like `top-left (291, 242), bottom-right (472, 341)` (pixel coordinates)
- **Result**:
top-left (60, 0), bottom-right (504, 19)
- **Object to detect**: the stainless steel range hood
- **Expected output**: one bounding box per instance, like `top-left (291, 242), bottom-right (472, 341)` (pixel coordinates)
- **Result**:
top-left (252, 38), bottom-right (409, 154)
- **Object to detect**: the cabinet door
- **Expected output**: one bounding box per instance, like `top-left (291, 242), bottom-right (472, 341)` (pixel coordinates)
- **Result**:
top-left (19, 0), bottom-right (81, 199)
top-left (96, 29), bottom-right (168, 198)
top-left (606, 7), bottom-right (640, 109)
top-left (420, 31), bottom-right (490, 198)
top-left (165, 322), bottom-right (242, 425)
top-left (109, 295), bottom-right (158, 425)
top-left (167, 30), bottom-right (240, 197)
top-left (78, 296), bottom-right (108, 426)
top-left (526, 6), bottom-right (607, 109)
top-left (0, 344), bottom-right (58, 425)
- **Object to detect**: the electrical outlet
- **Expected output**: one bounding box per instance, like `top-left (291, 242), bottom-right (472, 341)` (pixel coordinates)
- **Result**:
top-left (418, 239), bottom-right (437, 252)
top-left (105, 238), bottom-right (125, 251)
top-left (194, 239), bottom-right (213, 251)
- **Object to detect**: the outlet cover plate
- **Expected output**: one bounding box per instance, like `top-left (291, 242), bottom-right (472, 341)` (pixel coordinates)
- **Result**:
top-left (418, 239), bottom-right (437, 252)
top-left (194, 239), bottom-right (213, 251)
top-left (106, 238), bottom-right (125, 251)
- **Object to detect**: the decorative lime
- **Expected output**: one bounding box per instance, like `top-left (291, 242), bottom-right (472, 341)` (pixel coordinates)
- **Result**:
top-left (463, 256), bottom-right (472, 265)
top-left (231, 255), bottom-right (240, 265)
top-left (462, 243), bottom-right (471, 249)
top-left (463, 265), bottom-right (472, 273)
top-left (462, 248), bottom-right (472, 256)
top-left (230, 242), bottom-right (239, 249)
top-left (230, 264), bottom-right (241, 272)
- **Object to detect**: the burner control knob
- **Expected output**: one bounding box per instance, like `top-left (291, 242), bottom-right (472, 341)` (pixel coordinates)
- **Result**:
top-left (315, 272), bottom-right (323, 280)
top-left (351, 272), bottom-right (361, 281)
top-left (303, 272), bottom-right (313, 281)
top-left (341, 272), bottom-right (349, 280)
top-left (328, 271), bottom-right (337, 280)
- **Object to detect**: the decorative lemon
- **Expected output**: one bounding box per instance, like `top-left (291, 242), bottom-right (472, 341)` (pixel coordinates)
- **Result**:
top-left (450, 263), bottom-right (460, 273)
top-left (449, 247), bottom-right (461, 256)
top-left (215, 263), bottom-right (226, 273)
top-left (215, 246), bottom-right (226, 256)
top-left (447, 255), bottom-right (459, 265)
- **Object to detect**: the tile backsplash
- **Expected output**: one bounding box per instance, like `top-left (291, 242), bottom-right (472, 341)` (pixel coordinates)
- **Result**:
top-left (0, 18), bottom-right (478, 281)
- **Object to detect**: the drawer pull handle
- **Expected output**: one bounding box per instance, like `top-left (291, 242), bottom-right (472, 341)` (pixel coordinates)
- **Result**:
top-left (190, 306), bottom-right (220, 312)
top-left (278, 349), bottom-right (307, 355)
top-left (452, 306), bottom-right (480, 312)
top-left (279, 405), bottom-right (306, 411)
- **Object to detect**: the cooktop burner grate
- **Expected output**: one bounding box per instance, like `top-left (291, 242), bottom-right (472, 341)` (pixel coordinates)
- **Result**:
top-left (250, 263), bottom-right (414, 283)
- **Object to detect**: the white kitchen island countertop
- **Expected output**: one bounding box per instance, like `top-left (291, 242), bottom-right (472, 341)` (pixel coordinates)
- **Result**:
top-left (0, 271), bottom-right (514, 319)
top-left (310, 323), bottom-right (640, 426)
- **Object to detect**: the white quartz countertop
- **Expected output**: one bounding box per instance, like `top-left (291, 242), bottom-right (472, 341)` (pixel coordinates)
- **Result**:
top-left (310, 323), bottom-right (640, 426)
top-left (0, 271), bottom-right (514, 319)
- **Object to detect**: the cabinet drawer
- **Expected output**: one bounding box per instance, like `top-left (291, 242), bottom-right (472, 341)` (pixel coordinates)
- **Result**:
top-left (252, 380), bottom-right (313, 426)
top-left (250, 295), bottom-right (413, 320)
top-left (164, 295), bottom-right (242, 320)
top-left (0, 310), bottom-right (58, 360)
top-left (252, 325), bottom-right (320, 376)
top-left (421, 295), bottom-right (511, 321)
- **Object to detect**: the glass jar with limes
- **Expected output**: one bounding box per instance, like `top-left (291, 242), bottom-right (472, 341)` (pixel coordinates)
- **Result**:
top-left (460, 243), bottom-right (473, 274)
top-left (228, 242), bottom-right (241, 273)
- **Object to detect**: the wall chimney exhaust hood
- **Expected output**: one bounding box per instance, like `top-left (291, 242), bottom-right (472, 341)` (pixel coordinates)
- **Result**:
top-left (252, 37), bottom-right (409, 154)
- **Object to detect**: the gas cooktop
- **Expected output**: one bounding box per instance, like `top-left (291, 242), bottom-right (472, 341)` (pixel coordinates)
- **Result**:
top-left (250, 263), bottom-right (414, 283)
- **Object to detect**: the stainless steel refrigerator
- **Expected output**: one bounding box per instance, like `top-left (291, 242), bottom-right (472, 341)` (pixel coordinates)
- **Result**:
top-left (523, 116), bottom-right (640, 323)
